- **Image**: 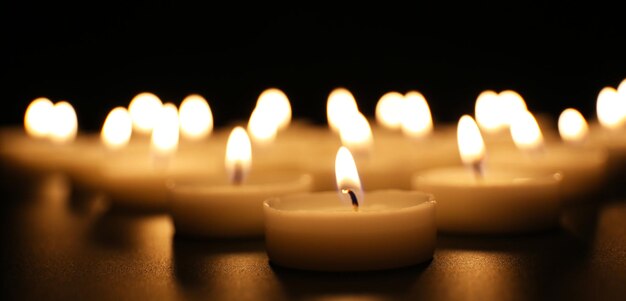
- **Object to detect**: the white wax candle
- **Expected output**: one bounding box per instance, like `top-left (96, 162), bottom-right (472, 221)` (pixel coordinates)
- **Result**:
top-left (487, 144), bottom-right (608, 202)
top-left (264, 190), bottom-right (436, 271)
top-left (169, 173), bottom-right (313, 238)
top-left (412, 167), bottom-right (562, 234)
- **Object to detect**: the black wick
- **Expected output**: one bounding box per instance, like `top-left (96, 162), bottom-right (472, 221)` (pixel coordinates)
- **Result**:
top-left (342, 188), bottom-right (359, 212)
top-left (232, 162), bottom-right (243, 185)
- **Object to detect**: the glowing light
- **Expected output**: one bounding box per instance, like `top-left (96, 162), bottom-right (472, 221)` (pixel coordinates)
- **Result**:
top-left (24, 97), bottom-right (54, 138)
top-left (596, 86), bottom-right (625, 130)
top-left (256, 88), bottom-right (291, 130)
top-left (375, 91), bottom-right (404, 129)
top-left (128, 92), bottom-right (163, 134)
top-left (335, 146), bottom-right (363, 207)
top-left (338, 112), bottom-right (373, 156)
top-left (101, 107), bottom-right (132, 150)
top-left (558, 108), bottom-right (588, 144)
top-left (499, 90), bottom-right (528, 124)
top-left (510, 110), bottom-right (544, 152)
top-left (150, 103), bottom-right (179, 156)
top-left (49, 101), bottom-right (78, 144)
top-left (327, 88), bottom-right (359, 132)
top-left (247, 106), bottom-right (278, 146)
top-left (401, 91), bottom-right (433, 139)
top-left (225, 127), bottom-right (252, 185)
top-left (457, 115), bottom-right (485, 166)
top-left (474, 90), bottom-right (505, 133)
top-left (179, 94), bottom-right (213, 140)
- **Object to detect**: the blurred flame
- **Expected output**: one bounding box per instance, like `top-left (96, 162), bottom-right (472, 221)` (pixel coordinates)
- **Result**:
top-left (225, 127), bottom-right (252, 184)
top-left (150, 103), bottom-right (179, 156)
top-left (24, 97), bottom-right (54, 138)
top-left (327, 88), bottom-right (359, 132)
top-left (247, 106), bottom-right (278, 146)
top-left (375, 91), bottom-right (404, 129)
top-left (499, 90), bottom-right (528, 124)
top-left (338, 112), bottom-right (373, 156)
top-left (596, 86), bottom-right (625, 130)
top-left (457, 115), bottom-right (485, 166)
top-left (101, 107), bottom-right (132, 150)
top-left (49, 101), bottom-right (78, 144)
top-left (179, 94), bottom-right (213, 140)
top-left (510, 110), bottom-right (544, 152)
top-left (256, 88), bottom-right (291, 130)
top-left (558, 108), bottom-right (588, 144)
top-left (128, 92), bottom-right (163, 134)
top-left (401, 91), bottom-right (433, 139)
top-left (474, 90), bottom-right (505, 133)
top-left (335, 146), bottom-right (363, 207)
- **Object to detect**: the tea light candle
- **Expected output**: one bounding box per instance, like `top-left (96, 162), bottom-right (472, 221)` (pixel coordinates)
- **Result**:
top-left (168, 127), bottom-right (313, 238)
top-left (264, 147), bottom-right (436, 271)
top-left (412, 115), bottom-right (562, 234)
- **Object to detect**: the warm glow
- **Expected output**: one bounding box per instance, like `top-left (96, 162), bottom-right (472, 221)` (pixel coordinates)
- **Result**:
top-left (510, 110), bottom-right (544, 152)
top-left (24, 97), bottom-right (54, 138)
top-left (375, 91), bottom-right (404, 129)
top-left (247, 106), bottom-right (278, 146)
top-left (179, 94), bottom-right (213, 140)
top-left (101, 107), bottom-right (132, 150)
top-left (596, 86), bottom-right (625, 130)
top-left (499, 90), bottom-right (528, 124)
top-left (256, 88), bottom-right (291, 130)
top-left (401, 91), bottom-right (433, 139)
top-left (558, 108), bottom-right (588, 143)
top-left (338, 112), bottom-right (373, 156)
top-left (327, 88), bottom-right (360, 132)
top-left (335, 146), bottom-right (364, 206)
top-left (474, 90), bottom-right (505, 133)
top-left (150, 103), bottom-right (179, 156)
top-left (457, 115), bottom-right (485, 166)
top-left (49, 101), bottom-right (78, 144)
top-left (128, 92), bottom-right (163, 134)
top-left (225, 127), bottom-right (252, 184)
top-left (618, 78), bottom-right (626, 96)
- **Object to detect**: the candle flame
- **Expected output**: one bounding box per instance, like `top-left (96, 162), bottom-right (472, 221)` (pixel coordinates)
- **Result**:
top-left (401, 91), bottom-right (433, 139)
top-left (327, 87), bottom-right (359, 132)
top-left (335, 146), bottom-right (363, 209)
top-left (596, 86), bottom-right (625, 130)
top-left (375, 91), bottom-right (404, 130)
top-left (225, 127), bottom-right (252, 185)
top-left (247, 106), bottom-right (278, 146)
top-left (338, 112), bottom-right (373, 156)
top-left (558, 108), bottom-right (588, 144)
top-left (150, 103), bottom-right (179, 156)
top-left (256, 88), bottom-right (291, 130)
top-left (474, 90), bottom-right (505, 133)
top-left (457, 115), bottom-right (486, 168)
top-left (128, 92), bottom-right (163, 134)
top-left (499, 90), bottom-right (528, 125)
top-left (179, 94), bottom-right (213, 140)
top-left (510, 110), bottom-right (544, 153)
top-left (24, 97), bottom-right (54, 138)
top-left (49, 101), bottom-right (78, 144)
top-left (101, 107), bottom-right (132, 150)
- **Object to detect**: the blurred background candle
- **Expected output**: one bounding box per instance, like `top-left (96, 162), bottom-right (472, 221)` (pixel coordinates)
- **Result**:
top-left (413, 115), bottom-right (563, 234)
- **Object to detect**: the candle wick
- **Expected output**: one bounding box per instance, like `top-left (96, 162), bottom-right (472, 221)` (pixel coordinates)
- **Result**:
top-left (471, 161), bottom-right (484, 179)
top-left (232, 162), bottom-right (244, 185)
top-left (342, 188), bottom-right (359, 212)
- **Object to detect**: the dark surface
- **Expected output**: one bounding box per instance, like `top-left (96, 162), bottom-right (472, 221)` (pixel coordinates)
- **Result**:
top-left (1, 173), bottom-right (625, 301)
top-left (3, 3), bottom-right (626, 131)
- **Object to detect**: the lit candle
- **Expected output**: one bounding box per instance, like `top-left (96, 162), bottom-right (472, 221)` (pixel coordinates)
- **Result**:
top-left (412, 115), bottom-right (562, 234)
top-left (488, 110), bottom-right (607, 202)
top-left (264, 146), bottom-right (436, 271)
top-left (168, 127), bottom-right (313, 238)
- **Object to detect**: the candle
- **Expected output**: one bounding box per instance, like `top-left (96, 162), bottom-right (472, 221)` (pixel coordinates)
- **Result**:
top-left (412, 115), bottom-right (562, 234)
top-left (168, 127), bottom-right (313, 238)
top-left (264, 146), bottom-right (436, 271)
top-left (488, 110), bottom-right (607, 202)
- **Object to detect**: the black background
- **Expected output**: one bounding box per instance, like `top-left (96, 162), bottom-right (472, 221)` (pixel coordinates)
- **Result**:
top-left (2, 2), bottom-right (625, 132)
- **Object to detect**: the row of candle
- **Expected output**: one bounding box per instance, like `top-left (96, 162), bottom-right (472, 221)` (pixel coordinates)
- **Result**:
top-left (2, 78), bottom-right (626, 271)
